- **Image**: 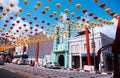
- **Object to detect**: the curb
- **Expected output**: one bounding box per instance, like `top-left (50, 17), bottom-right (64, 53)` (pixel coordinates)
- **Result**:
top-left (63, 68), bottom-right (113, 75)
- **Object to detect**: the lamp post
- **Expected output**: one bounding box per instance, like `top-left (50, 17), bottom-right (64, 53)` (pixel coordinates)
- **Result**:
top-left (91, 27), bottom-right (96, 70)
top-left (0, 3), bottom-right (3, 12)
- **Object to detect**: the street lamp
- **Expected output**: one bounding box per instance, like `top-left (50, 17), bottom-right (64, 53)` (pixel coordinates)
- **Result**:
top-left (0, 3), bottom-right (3, 12)
top-left (91, 27), bottom-right (96, 70)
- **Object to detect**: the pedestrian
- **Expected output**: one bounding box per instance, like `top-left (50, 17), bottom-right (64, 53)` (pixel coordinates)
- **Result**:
top-left (101, 62), bottom-right (105, 72)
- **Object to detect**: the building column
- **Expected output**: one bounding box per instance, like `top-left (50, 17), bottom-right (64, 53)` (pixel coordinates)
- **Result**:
top-left (65, 52), bottom-right (68, 68)
top-left (80, 54), bottom-right (82, 69)
top-left (69, 53), bottom-right (72, 68)
top-left (35, 42), bottom-right (39, 64)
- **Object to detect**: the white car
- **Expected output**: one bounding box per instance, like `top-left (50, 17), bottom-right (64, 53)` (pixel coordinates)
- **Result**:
top-left (45, 62), bottom-right (61, 69)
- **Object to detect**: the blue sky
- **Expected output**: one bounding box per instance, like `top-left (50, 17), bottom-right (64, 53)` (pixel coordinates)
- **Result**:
top-left (0, 0), bottom-right (120, 39)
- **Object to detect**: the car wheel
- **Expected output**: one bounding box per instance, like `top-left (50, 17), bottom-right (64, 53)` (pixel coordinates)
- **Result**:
top-left (50, 66), bottom-right (53, 69)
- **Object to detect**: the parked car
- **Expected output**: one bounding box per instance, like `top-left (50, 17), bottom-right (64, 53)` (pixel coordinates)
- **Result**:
top-left (0, 59), bottom-right (4, 65)
top-left (45, 62), bottom-right (61, 69)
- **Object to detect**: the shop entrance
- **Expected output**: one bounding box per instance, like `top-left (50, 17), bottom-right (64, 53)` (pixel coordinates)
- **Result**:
top-left (72, 56), bottom-right (80, 68)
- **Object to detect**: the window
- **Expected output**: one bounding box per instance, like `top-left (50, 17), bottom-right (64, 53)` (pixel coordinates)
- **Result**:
top-left (84, 43), bottom-right (86, 52)
top-left (75, 44), bottom-right (79, 52)
top-left (71, 45), bottom-right (75, 53)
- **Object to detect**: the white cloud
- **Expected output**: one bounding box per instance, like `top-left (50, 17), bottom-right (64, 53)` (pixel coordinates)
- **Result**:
top-left (0, 0), bottom-right (20, 12)
top-left (0, 0), bottom-right (20, 20)
top-left (93, 18), bottom-right (118, 39)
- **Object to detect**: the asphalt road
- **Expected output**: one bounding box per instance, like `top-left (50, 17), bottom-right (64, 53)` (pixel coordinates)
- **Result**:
top-left (3, 63), bottom-right (113, 78)
top-left (0, 66), bottom-right (26, 78)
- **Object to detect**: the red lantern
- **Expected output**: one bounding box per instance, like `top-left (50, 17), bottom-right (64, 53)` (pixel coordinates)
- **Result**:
top-left (29, 21), bottom-right (32, 24)
top-left (109, 12), bottom-right (115, 16)
top-left (25, 29), bottom-right (28, 32)
top-left (42, 11), bottom-right (46, 14)
top-left (55, 17), bottom-right (58, 20)
top-left (99, 3), bottom-right (105, 8)
top-left (23, 24), bottom-right (27, 27)
top-left (88, 12), bottom-right (93, 16)
top-left (34, 16), bottom-right (37, 20)
top-left (35, 29), bottom-right (38, 31)
top-left (5, 20), bottom-right (9, 23)
top-left (19, 27), bottom-right (22, 29)
top-left (41, 20), bottom-right (45, 23)
top-left (22, 17), bottom-right (26, 21)
top-left (82, 9), bottom-right (87, 14)
top-left (10, 16), bottom-right (13, 20)
top-left (94, 16), bottom-right (98, 19)
top-left (47, 22), bottom-right (50, 25)
top-left (4, 24), bottom-right (7, 27)
top-left (30, 26), bottom-right (33, 29)
top-left (12, 23), bottom-right (15, 26)
top-left (30, 31), bottom-right (33, 34)
top-left (6, 33), bottom-right (8, 35)
top-left (35, 33), bottom-right (38, 35)
top-left (16, 30), bottom-right (19, 32)
top-left (16, 20), bottom-right (20, 23)
top-left (41, 26), bottom-right (44, 29)
top-left (49, 14), bottom-right (53, 18)
top-left (82, 18), bottom-right (86, 22)
top-left (36, 24), bottom-right (39, 27)
top-left (66, 18), bottom-right (70, 21)
top-left (77, 16), bottom-right (81, 20)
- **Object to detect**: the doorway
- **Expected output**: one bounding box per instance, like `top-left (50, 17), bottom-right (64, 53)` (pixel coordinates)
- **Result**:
top-left (58, 55), bottom-right (64, 66)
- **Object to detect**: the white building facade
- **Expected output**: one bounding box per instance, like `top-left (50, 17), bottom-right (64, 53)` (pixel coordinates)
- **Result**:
top-left (69, 32), bottom-right (114, 71)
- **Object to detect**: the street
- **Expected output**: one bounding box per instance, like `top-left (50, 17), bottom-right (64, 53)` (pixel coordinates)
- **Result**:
top-left (0, 66), bottom-right (26, 78)
top-left (1, 63), bottom-right (113, 78)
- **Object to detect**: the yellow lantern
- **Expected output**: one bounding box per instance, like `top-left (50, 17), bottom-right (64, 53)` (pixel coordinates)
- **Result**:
top-left (76, 4), bottom-right (81, 9)
top-left (19, 8), bottom-right (23, 13)
top-left (46, 28), bottom-right (49, 31)
top-left (0, 16), bottom-right (2, 19)
top-left (10, 3), bottom-right (14, 7)
top-left (48, 0), bottom-right (52, 2)
top-left (105, 8), bottom-right (111, 13)
top-left (24, 0), bottom-right (28, 5)
top-left (27, 13), bottom-right (31, 17)
top-left (68, 0), bottom-right (72, 2)
top-left (60, 19), bottom-right (63, 22)
top-left (34, 6), bottom-right (38, 10)
top-left (92, 25), bottom-right (96, 28)
top-left (6, 8), bottom-right (10, 12)
top-left (70, 12), bottom-right (75, 17)
top-left (60, 15), bottom-right (63, 19)
top-left (64, 9), bottom-right (69, 13)
top-left (22, 32), bottom-right (24, 34)
top-left (56, 3), bottom-right (61, 8)
top-left (113, 14), bottom-right (118, 18)
top-left (71, 20), bottom-right (74, 24)
top-left (86, 19), bottom-right (89, 23)
top-left (53, 11), bottom-right (57, 15)
top-left (37, 1), bottom-right (42, 6)
top-left (98, 18), bottom-right (102, 22)
top-left (45, 6), bottom-right (50, 11)
top-left (93, 0), bottom-right (98, 3)
top-left (2, 12), bottom-right (6, 16)
top-left (14, 13), bottom-right (18, 17)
